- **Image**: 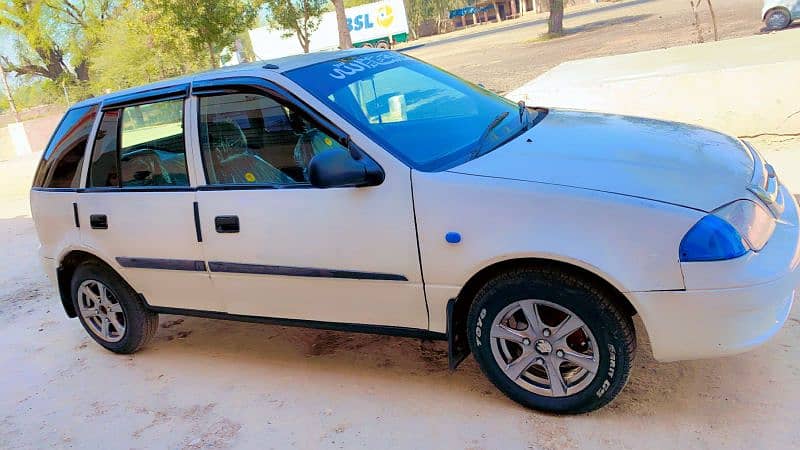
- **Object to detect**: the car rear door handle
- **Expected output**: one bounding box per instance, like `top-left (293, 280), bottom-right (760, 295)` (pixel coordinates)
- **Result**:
top-left (90, 214), bottom-right (108, 230)
top-left (215, 215), bottom-right (240, 233)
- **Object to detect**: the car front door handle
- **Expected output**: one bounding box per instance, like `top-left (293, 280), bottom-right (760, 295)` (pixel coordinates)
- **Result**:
top-left (215, 215), bottom-right (240, 233)
top-left (90, 214), bottom-right (108, 230)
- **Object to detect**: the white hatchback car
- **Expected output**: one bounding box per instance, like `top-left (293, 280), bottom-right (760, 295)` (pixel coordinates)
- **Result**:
top-left (31, 50), bottom-right (798, 414)
top-left (763, 0), bottom-right (799, 30)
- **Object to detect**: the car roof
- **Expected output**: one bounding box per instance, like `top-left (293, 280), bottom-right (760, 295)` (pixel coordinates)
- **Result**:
top-left (71, 48), bottom-right (379, 109)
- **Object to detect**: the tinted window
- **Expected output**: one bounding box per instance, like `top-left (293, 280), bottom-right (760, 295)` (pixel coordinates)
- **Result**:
top-left (33, 105), bottom-right (97, 188)
top-left (89, 99), bottom-right (189, 188)
top-left (285, 52), bottom-right (526, 171)
top-left (199, 93), bottom-right (343, 185)
top-left (89, 110), bottom-right (121, 187)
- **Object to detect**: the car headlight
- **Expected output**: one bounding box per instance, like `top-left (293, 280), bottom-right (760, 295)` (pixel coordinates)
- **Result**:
top-left (679, 199), bottom-right (776, 262)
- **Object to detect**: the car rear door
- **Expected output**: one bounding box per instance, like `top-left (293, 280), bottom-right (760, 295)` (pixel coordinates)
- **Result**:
top-left (77, 86), bottom-right (221, 312)
top-left (190, 77), bottom-right (427, 329)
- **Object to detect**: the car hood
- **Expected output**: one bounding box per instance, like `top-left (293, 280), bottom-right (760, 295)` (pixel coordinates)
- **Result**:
top-left (449, 109), bottom-right (755, 212)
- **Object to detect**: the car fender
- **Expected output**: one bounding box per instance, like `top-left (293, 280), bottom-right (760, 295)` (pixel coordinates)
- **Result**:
top-left (411, 170), bottom-right (704, 334)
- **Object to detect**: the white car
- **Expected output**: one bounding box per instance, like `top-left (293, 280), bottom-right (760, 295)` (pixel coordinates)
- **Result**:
top-left (30, 49), bottom-right (797, 414)
top-left (763, 0), bottom-right (799, 30)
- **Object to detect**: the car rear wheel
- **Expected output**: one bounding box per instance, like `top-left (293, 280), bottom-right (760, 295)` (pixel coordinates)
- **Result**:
top-left (765, 8), bottom-right (792, 30)
top-left (467, 266), bottom-right (636, 414)
top-left (71, 262), bottom-right (159, 353)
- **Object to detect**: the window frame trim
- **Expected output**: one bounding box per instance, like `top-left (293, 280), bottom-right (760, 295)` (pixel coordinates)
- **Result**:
top-left (190, 76), bottom-right (383, 190)
top-left (83, 93), bottom-right (193, 192)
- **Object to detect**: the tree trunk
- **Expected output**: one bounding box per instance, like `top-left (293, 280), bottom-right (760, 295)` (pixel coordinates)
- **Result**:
top-left (207, 42), bottom-right (218, 69)
top-left (548, 0), bottom-right (564, 35)
top-left (706, 0), bottom-right (718, 41)
top-left (74, 61), bottom-right (90, 82)
top-left (299, 33), bottom-right (310, 53)
top-left (332, 0), bottom-right (352, 49)
top-left (0, 64), bottom-right (20, 122)
top-left (689, 1), bottom-right (703, 43)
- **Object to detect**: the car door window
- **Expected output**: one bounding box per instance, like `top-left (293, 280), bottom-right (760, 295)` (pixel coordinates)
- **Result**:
top-left (198, 93), bottom-right (345, 185)
top-left (89, 99), bottom-right (189, 188)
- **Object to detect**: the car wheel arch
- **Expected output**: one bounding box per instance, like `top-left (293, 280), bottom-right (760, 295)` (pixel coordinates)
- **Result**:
top-left (446, 257), bottom-right (639, 369)
top-left (56, 249), bottom-right (129, 318)
top-left (764, 6), bottom-right (791, 22)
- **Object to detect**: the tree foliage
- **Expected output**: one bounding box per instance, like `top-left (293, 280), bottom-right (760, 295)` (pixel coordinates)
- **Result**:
top-left (148, 0), bottom-right (260, 68)
top-left (0, 0), bottom-right (121, 82)
top-left (88, 7), bottom-right (205, 94)
top-left (263, 0), bottom-right (327, 53)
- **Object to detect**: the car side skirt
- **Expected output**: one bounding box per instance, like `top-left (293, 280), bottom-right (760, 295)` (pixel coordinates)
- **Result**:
top-left (142, 298), bottom-right (447, 342)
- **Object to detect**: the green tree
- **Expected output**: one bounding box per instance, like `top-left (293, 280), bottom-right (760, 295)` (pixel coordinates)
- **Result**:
top-left (264, 0), bottom-right (327, 53)
top-left (149, 0), bottom-right (260, 68)
top-left (404, 0), bottom-right (430, 40)
top-left (88, 8), bottom-right (206, 94)
top-left (0, 0), bottom-right (121, 82)
top-left (0, 0), bottom-right (69, 80)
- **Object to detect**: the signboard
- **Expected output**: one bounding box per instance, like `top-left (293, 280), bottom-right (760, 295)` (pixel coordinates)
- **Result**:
top-left (249, 0), bottom-right (409, 60)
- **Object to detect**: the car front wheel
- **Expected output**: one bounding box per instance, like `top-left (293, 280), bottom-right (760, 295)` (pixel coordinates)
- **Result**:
top-left (765, 8), bottom-right (792, 30)
top-left (71, 262), bottom-right (159, 353)
top-left (467, 266), bottom-right (636, 414)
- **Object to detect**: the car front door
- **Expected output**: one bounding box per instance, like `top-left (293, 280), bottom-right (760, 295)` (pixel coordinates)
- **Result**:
top-left (78, 88), bottom-right (221, 312)
top-left (190, 78), bottom-right (427, 329)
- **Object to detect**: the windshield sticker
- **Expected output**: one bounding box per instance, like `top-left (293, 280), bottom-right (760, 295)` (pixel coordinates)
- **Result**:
top-left (328, 52), bottom-right (405, 80)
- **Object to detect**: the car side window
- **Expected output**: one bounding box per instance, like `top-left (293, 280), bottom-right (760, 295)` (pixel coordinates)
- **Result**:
top-left (89, 99), bottom-right (189, 188)
top-left (32, 105), bottom-right (98, 188)
top-left (198, 93), bottom-right (345, 185)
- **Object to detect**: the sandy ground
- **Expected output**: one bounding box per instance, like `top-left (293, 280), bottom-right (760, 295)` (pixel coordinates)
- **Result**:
top-left (4, 155), bottom-right (800, 450)
top-left (4, 1), bottom-right (800, 448)
top-left (404, 0), bottom-right (773, 94)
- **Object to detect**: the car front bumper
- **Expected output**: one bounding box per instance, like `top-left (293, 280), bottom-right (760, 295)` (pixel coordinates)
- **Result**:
top-left (630, 185), bottom-right (799, 362)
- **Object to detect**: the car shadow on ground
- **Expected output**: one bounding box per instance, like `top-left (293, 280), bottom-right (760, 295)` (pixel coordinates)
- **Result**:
top-left (88, 309), bottom-right (771, 420)
top-left (758, 21), bottom-right (800, 33)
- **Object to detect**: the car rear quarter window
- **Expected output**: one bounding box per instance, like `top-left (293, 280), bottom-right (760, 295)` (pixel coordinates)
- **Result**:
top-left (32, 105), bottom-right (98, 188)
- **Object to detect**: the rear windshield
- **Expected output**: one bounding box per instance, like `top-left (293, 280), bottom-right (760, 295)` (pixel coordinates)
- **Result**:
top-left (32, 105), bottom-right (98, 188)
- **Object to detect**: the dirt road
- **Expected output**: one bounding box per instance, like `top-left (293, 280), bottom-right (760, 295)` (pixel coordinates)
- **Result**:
top-left (405, 0), bottom-right (767, 93)
top-left (3, 158), bottom-right (800, 449)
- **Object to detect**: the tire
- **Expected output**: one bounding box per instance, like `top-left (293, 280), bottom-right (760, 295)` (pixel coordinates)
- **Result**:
top-left (376, 40), bottom-right (390, 49)
top-left (764, 8), bottom-right (792, 31)
top-left (467, 266), bottom-right (636, 414)
top-left (71, 262), bottom-right (159, 354)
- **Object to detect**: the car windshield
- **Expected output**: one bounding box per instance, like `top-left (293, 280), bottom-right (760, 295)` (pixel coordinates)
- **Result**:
top-left (284, 52), bottom-right (528, 171)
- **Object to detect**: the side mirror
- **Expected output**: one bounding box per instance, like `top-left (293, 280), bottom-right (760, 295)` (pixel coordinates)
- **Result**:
top-left (308, 148), bottom-right (384, 188)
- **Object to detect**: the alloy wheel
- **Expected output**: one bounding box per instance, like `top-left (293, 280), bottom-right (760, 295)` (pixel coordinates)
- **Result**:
top-left (77, 279), bottom-right (126, 343)
top-left (490, 299), bottom-right (599, 397)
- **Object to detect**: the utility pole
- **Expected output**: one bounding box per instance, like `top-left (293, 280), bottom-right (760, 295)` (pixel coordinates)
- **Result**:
top-left (0, 64), bottom-right (21, 123)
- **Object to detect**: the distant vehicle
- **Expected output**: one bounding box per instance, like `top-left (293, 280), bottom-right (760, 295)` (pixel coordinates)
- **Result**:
top-left (31, 49), bottom-right (797, 414)
top-left (249, 0), bottom-right (409, 59)
top-left (762, 0), bottom-right (799, 30)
